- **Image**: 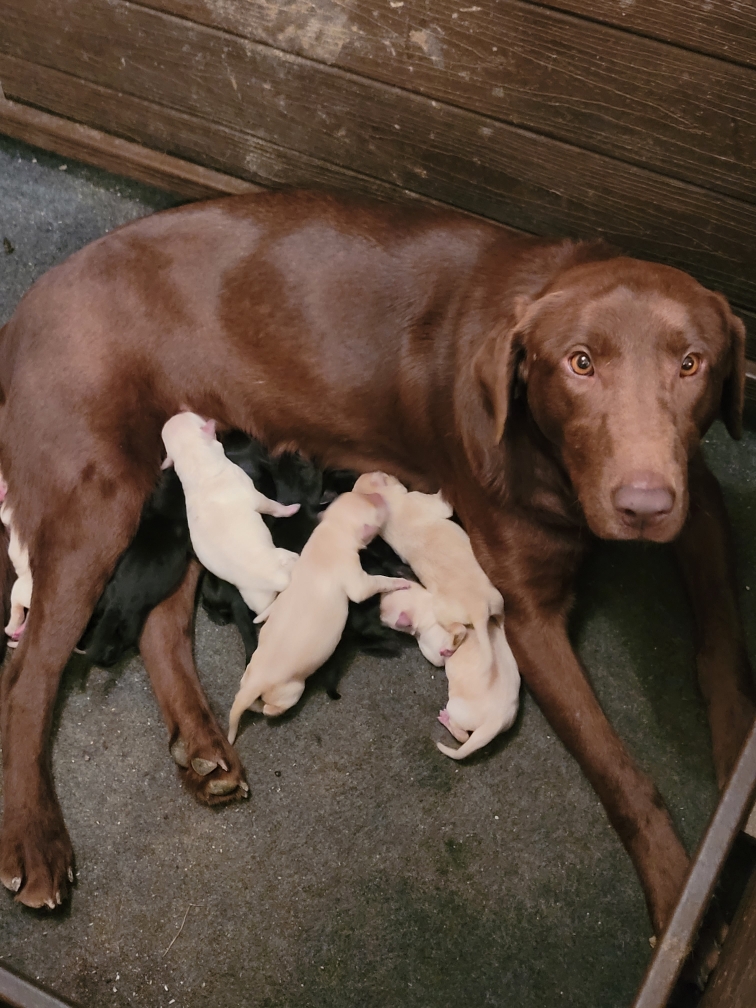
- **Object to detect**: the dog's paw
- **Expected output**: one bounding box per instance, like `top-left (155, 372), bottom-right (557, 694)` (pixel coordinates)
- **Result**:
top-left (0, 802), bottom-right (74, 909)
top-left (170, 732), bottom-right (249, 806)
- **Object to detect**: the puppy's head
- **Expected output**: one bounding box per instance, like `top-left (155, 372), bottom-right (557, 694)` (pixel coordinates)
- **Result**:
top-left (161, 411), bottom-right (218, 468)
top-left (324, 489), bottom-right (389, 544)
top-left (353, 471), bottom-right (407, 500)
top-left (468, 258), bottom-right (744, 542)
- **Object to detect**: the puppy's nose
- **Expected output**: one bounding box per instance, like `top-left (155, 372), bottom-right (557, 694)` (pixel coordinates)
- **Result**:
top-left (613, 473), bottom-right (674, 527)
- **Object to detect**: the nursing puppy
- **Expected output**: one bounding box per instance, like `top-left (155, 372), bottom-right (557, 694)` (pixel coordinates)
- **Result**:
top-left (77, 468), bottom-right (192, 666)
top-left (227, 491), bottom-right (412, 739)
top-left (380, 582), bottom-right (467, 666)
top-left (353, 472), bottom-right (503, 674)
top-left (0, 503), bottom-right (32, 647)
top-left (437, 617), bottom-right (521, 759)
top-left (161, 412), bottom-right (300, 614)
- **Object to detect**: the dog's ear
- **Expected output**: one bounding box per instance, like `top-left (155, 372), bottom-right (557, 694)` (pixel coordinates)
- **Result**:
top-left (200, 418), bottom-right (217, 439)
top-left (715, 297), bottom-right (746, 440)
top-left (472, 291), bottom-right (567, 444)
top-left (472, 293), bottom-right (549, 444)
top-left (395, 611), bottom-right (412, 629)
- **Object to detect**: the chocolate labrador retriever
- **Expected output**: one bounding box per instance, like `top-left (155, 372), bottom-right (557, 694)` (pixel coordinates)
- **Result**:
top-left (0, 192), bottom-right (751, 936)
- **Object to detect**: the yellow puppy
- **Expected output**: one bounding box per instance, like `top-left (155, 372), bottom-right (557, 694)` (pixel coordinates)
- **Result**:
top-left (161, 412), bottom-right (300, 615)
top-left (0, 502), bottom-right (32, 647)
top-left (353, 472), bottom-right (503, 677)
top-left (379, 582), bottom-right (466, 666)
top-left (228, 491), bottom-right (412, 738)
top-left (437, 617), bottom-right (520, 759)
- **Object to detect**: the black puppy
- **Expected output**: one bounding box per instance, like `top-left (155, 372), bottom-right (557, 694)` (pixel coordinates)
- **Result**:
top-left (78, 468), bottom-right (192, 666)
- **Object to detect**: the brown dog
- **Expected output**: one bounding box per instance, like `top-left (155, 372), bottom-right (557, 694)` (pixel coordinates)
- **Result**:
top-left (0, 191), bottom-right (749, 937)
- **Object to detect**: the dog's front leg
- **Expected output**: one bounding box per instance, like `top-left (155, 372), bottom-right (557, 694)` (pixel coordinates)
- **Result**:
top-left (506, 608), bottom-right (689, 935)
top-left (675, 451), bottom-right (756, 788)
top-left (139, 560), bottom-right (249, 804)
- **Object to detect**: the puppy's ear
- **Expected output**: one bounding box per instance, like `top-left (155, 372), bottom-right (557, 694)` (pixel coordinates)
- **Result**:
top-left (395, 611), bottom-right (412, 629)
top-left (200, 418), bottom-right (217, 439)
top-left (449, 623), bottom-right (467, 649)
top-left (715, 296), bottom-right (746, 440)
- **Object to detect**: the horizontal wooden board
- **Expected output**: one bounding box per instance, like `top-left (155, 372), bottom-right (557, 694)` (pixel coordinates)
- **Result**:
top-left (0, 54), bottom-right (491, 217)
top-left (0, 92), bottom-right (259, 199)
top-left (536, 1), bottom-right (756, 70)
top-left (740, 308), bottom-right (756, 360)
top-left (125, 0), bottom-right (756, 203)
top-left (1, 4), bottom-right (755, 308)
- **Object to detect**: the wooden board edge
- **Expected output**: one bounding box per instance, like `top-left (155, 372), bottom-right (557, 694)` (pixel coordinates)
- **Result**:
top-left (0, 963), bottom-right (78, 1008)
top-left (0, 91), bottom-right (260, 200)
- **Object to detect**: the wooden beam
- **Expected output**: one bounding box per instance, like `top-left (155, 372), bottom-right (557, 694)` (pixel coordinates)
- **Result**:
top-left (0, 964), bottom-right (77, 1008)
top-left (632, 719), bottom-right (756, 1008)
top-left (699, 866), bottom-right (756, 1007)
top-left (0, 91), bottom-right (259, 200)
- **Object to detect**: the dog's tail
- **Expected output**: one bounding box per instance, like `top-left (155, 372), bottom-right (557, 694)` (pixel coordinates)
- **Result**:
top-left (436, 718), bottom-right (502, 760)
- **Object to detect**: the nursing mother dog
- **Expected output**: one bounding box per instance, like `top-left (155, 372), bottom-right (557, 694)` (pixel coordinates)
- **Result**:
top-left (0, 192), bottom-right (750, 939)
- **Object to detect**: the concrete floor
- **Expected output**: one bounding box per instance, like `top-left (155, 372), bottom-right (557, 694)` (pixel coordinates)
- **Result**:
top-left (1, 134), bottom-right (754, 1008)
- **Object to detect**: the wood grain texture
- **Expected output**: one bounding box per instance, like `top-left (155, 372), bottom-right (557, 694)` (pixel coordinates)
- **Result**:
top-left (1, 1), bottom-right (755, 306)
top-left (699, 867), bottom-right (756, 1007)
top-left (0, 91), bottom-right (259, 199)
top-left (0, 55), bottom-right (494, 218)
top-left (124, 0), bottom-right (756, 202)
top-left (535, 0), bottom-right (756, 70)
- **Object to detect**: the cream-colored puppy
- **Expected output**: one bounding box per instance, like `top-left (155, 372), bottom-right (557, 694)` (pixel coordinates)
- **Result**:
top-left (161, 412), bottom-right (300, 614)
top-left (0, 502), bottom-right (32, 647)
top-left (437, 617), bottom-right (520, 759)
top-left (379, 582), bottom-right (466, 666)
top-left (227, 491), bottom-right (412, 739)
top-left (353, 472), bottom-right (503, 676)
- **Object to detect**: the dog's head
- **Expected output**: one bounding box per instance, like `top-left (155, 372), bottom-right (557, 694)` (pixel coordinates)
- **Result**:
top-left (469, 258), bottom-right (745, 542)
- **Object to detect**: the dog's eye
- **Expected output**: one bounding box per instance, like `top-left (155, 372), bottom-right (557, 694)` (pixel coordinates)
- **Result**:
top-left (680, 354), bottom-right (701, 377)
top-left (569, 351), bottom-right (594, 376)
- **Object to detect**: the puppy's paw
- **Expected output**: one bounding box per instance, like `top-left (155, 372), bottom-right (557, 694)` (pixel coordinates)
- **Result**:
top-left (170, 732), bottom-right (249, 806)
top-left (0, 801), bottom-right (74, 910)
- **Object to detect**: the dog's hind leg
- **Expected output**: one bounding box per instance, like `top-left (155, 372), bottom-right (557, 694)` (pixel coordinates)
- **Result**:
top-left (139, 560), bottom-right (249, 804)
top-left (0, 491), bottom-right (141, 909)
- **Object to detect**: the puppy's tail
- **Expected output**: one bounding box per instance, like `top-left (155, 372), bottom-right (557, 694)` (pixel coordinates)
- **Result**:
top-left (437, 718), bottom-right (502, 760)
top-left (228, 669), bottom-right (265, 743)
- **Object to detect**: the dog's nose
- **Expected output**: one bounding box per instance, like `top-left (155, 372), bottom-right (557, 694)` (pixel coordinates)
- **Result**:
top-left (613, 473), bottom-right (675, 527)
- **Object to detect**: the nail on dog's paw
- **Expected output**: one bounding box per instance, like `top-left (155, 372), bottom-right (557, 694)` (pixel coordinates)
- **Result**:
top-left (171, 733), bottom-right (249, 805)
top-left (191, 757), bottom-right (218, 777)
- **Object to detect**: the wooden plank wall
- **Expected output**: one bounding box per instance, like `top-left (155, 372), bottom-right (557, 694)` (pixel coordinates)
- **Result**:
top-left (0, 1), bottom-right (754, 351)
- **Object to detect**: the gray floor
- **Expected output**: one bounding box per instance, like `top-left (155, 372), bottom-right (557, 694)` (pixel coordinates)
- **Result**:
top-left (0, 134), bottom-right (753, 1008)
